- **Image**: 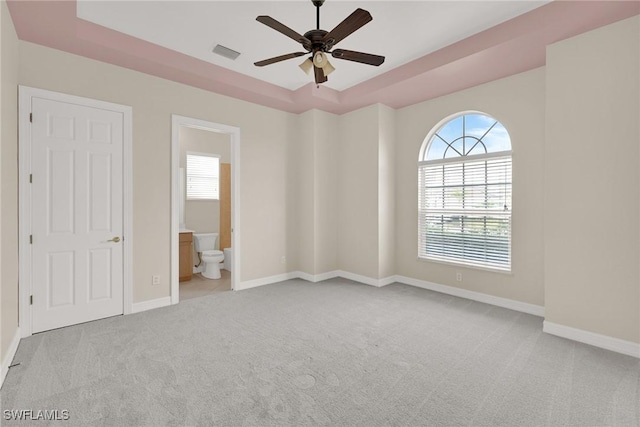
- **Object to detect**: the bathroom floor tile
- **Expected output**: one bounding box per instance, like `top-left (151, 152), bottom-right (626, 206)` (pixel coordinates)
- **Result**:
top-left (179, 270), bottom-right (231, 301)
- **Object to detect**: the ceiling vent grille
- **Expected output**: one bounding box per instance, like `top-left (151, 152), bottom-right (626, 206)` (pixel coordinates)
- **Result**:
top-left (212, 44), bottom-right (241, 60)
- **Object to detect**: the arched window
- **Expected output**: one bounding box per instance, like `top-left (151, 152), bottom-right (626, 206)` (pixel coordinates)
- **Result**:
top-left (418, 112), bottom-right (512, 271)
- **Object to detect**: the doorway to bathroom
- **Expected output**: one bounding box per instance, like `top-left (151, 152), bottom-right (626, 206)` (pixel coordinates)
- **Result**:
top-left (171, 115), bottom-right (240, 303)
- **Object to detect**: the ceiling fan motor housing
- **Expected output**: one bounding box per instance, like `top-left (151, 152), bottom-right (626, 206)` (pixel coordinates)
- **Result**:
top-left (302, 29), bottom-right (333, 53)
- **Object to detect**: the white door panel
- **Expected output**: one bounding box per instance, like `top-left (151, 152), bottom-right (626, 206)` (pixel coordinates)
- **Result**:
top-left (31, 97), bottom-right (124, 333)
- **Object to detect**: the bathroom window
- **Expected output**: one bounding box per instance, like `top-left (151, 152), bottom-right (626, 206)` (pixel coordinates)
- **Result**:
top-left (186, 153), bottom-right (220, 200)
top-left (418, 112), bottom-right (512, 271)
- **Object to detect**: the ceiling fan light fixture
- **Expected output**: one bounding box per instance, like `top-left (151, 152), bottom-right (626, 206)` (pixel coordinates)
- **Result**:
top-left (299, 58), bottom-right (313, 74)
top-left (322, 61), bottom-right (335, 76)
top-left (313, 51), bottom-right (327, 67)
top-left (313, 51), bottom-right (334, 76)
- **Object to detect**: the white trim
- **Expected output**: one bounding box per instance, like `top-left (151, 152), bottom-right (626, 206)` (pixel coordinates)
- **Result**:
top-left (131, 297), bottom-right (172, 314)
top-left (394, 275), bottom-right (545, 317)
top-left (336, 270), bottom-right (395, 288)
top-left (543, 321), bottom-right (640, 359)
top-left (378, 275), bottom-right (397, 287)
top-left (296, 270), bottom-right (340, 283)
top-left (312, 273), bottom-right (539, 316)
top-left (341, 271), bottom-right (395, 287)
top-left (18, 87), bottom-right (32, 338)
top-left (186, 151), bottom-right (221, 158)
top-left (337, 270), bottom-right (380, 287)
top-left (416, 256), bottom-right (513, 276)
top-left (18, 86), bottom-right (134, 337)
top-left (419, 151), bottom-right (512, 167)
top-left (171, 115), bottom-right (241, 305)
top-left (295, 271), bottom-right (315, 282)
top-left (122, 99), bottom-right (134, 315)
top-left (315, 270), bottom-right (341, 282)
top-left (237, 272), bottom-right (299, 291)
top-left (1, 328), bottom-right (21, 388)
top-left (238, 270), bottom-right (389, 288)
top-left (235, 270), bottom-right (544, 318)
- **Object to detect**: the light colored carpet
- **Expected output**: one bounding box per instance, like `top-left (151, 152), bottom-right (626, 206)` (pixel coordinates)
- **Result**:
top-left (1, 278), bottom-right (639, 426)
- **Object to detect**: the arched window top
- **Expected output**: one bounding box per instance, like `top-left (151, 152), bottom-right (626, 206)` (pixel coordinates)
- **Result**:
top-left (420, 112), bottom-right (511, 162)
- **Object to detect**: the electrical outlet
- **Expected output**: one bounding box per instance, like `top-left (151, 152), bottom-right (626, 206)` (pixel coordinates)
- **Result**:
top-left (152, 275), bottom-right (161, 285)
top-left (456, 272), bottom-right (463, 282)
top-left (281, 256), bottom-right (286, 264)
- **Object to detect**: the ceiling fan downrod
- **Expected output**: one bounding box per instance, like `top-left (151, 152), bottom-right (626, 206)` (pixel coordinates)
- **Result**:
top-left (312, 0), bottom-right (324, 30)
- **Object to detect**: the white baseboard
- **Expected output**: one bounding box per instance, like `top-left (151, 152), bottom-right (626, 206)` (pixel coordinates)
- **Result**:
top-left (238, 270), bottom-right (390, 288)
top-left (313, 270), bottom-right (340, 282)
top-left (297, 270), bottom-right (394, 286)
top-left (238, 270), bottom-right (544, 317)
top-left (1, 328), bottom-right (21, 389)
top-left (237, 272), bottom-right (299, 291)
top-left (378, 275), bottom-right (397, 287)
top-left (131, 296), bottom-right (172, 314)
top-left (543, 321), bottom-right (640, 358)
top-left (295, 270), bottom-right (339, 283)
top-left (336, 270), bottom-right (395, 288)
top-left (237, 270), bottom-right (544, 317)
top-left (394, 275), bottom-right (545, 317)
top-left (295, 271), bottom-right (314, 282)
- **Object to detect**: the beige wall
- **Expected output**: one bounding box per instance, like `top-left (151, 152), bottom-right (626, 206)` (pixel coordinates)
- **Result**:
top-left (337, 104), bottom-right (396, 280)
top-left (338, 105), bottom-right (381, 278)
top-left (544, 16), bottom-right (640, 343)
top-left (285, 113), bottom-right (300, 272)
top-left (396, 68), bottom-right (546, 306)
top-left (378, 105), bottom-right (396, 279)
top-left (1, 0), bottom-right (19, 362)
top-left (179, 126), bottom-right (230, 236)
top-left (313, 110), bottom-right (339, 274)
top-left (19, 41), bottom-right (295, 301)
top-left (293, 110), bottom-right (315, 274)
top-left (292, 109), bottom-right (339, 276)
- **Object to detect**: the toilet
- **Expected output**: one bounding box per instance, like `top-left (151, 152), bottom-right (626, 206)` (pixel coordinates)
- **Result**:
top-left (193, 233), bottom-right (224, 279)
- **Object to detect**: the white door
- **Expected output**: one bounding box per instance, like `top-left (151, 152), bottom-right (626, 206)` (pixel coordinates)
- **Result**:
top-left (30, 97), bottom-right (124, 333)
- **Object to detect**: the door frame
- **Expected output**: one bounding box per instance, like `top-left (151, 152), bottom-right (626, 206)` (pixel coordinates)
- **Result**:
top-left (170, 114), bottom-right (241, 302)
top-left (18, 86), bottom-right (134, 338)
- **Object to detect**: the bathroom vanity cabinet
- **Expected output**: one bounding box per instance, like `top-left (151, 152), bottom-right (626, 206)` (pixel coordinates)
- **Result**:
top-left (179, 231), bottom-right (193, 282)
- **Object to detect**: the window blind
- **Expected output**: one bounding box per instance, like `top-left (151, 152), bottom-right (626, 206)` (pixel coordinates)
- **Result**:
top-left (186, 154), bottom-right (219, 200)
top-left (418, 155), bottom-right (512, 270)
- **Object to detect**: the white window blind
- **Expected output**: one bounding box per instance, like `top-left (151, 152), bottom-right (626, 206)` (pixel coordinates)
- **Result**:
top-left (418, 155), bottom-right (512, 270)
top-left (186, 153), bottom-right (219, 200)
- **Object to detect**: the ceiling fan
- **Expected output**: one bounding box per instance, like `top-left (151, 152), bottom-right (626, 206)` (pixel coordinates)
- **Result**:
top-left (254, 0), bottom-right (385, 85)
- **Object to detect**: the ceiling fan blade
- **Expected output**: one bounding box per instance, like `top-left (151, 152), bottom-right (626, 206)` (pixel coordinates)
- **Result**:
top-left (256, 16), bottom-right (310, 46)
top-left (254, 52), bottom-right (307, 67)
top-left (322, 8), bottom-right (372, 47)
top-left (331, 49), bottom-right (385, 66)
top-left (314, 66), bottom-right (328, 85)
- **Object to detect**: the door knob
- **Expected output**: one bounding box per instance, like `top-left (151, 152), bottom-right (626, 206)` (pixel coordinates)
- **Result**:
top-left (108, 237), bottom-right (121, 243)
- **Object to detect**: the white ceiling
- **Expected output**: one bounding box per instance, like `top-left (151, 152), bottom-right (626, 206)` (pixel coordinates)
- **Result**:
top-left (77, 1), bottom-right (549, 91)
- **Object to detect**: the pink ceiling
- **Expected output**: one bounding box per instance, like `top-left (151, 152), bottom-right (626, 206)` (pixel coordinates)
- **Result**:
top-left (7, 1), bottom-right (640, 115)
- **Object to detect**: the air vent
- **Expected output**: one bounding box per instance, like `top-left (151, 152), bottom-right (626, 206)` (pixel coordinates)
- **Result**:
top-left (212, 44), bottom-right (241, 60)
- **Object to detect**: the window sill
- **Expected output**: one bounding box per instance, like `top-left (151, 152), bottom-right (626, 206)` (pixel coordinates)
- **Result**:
top-left (416, 256), bottom-right (513, 275)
